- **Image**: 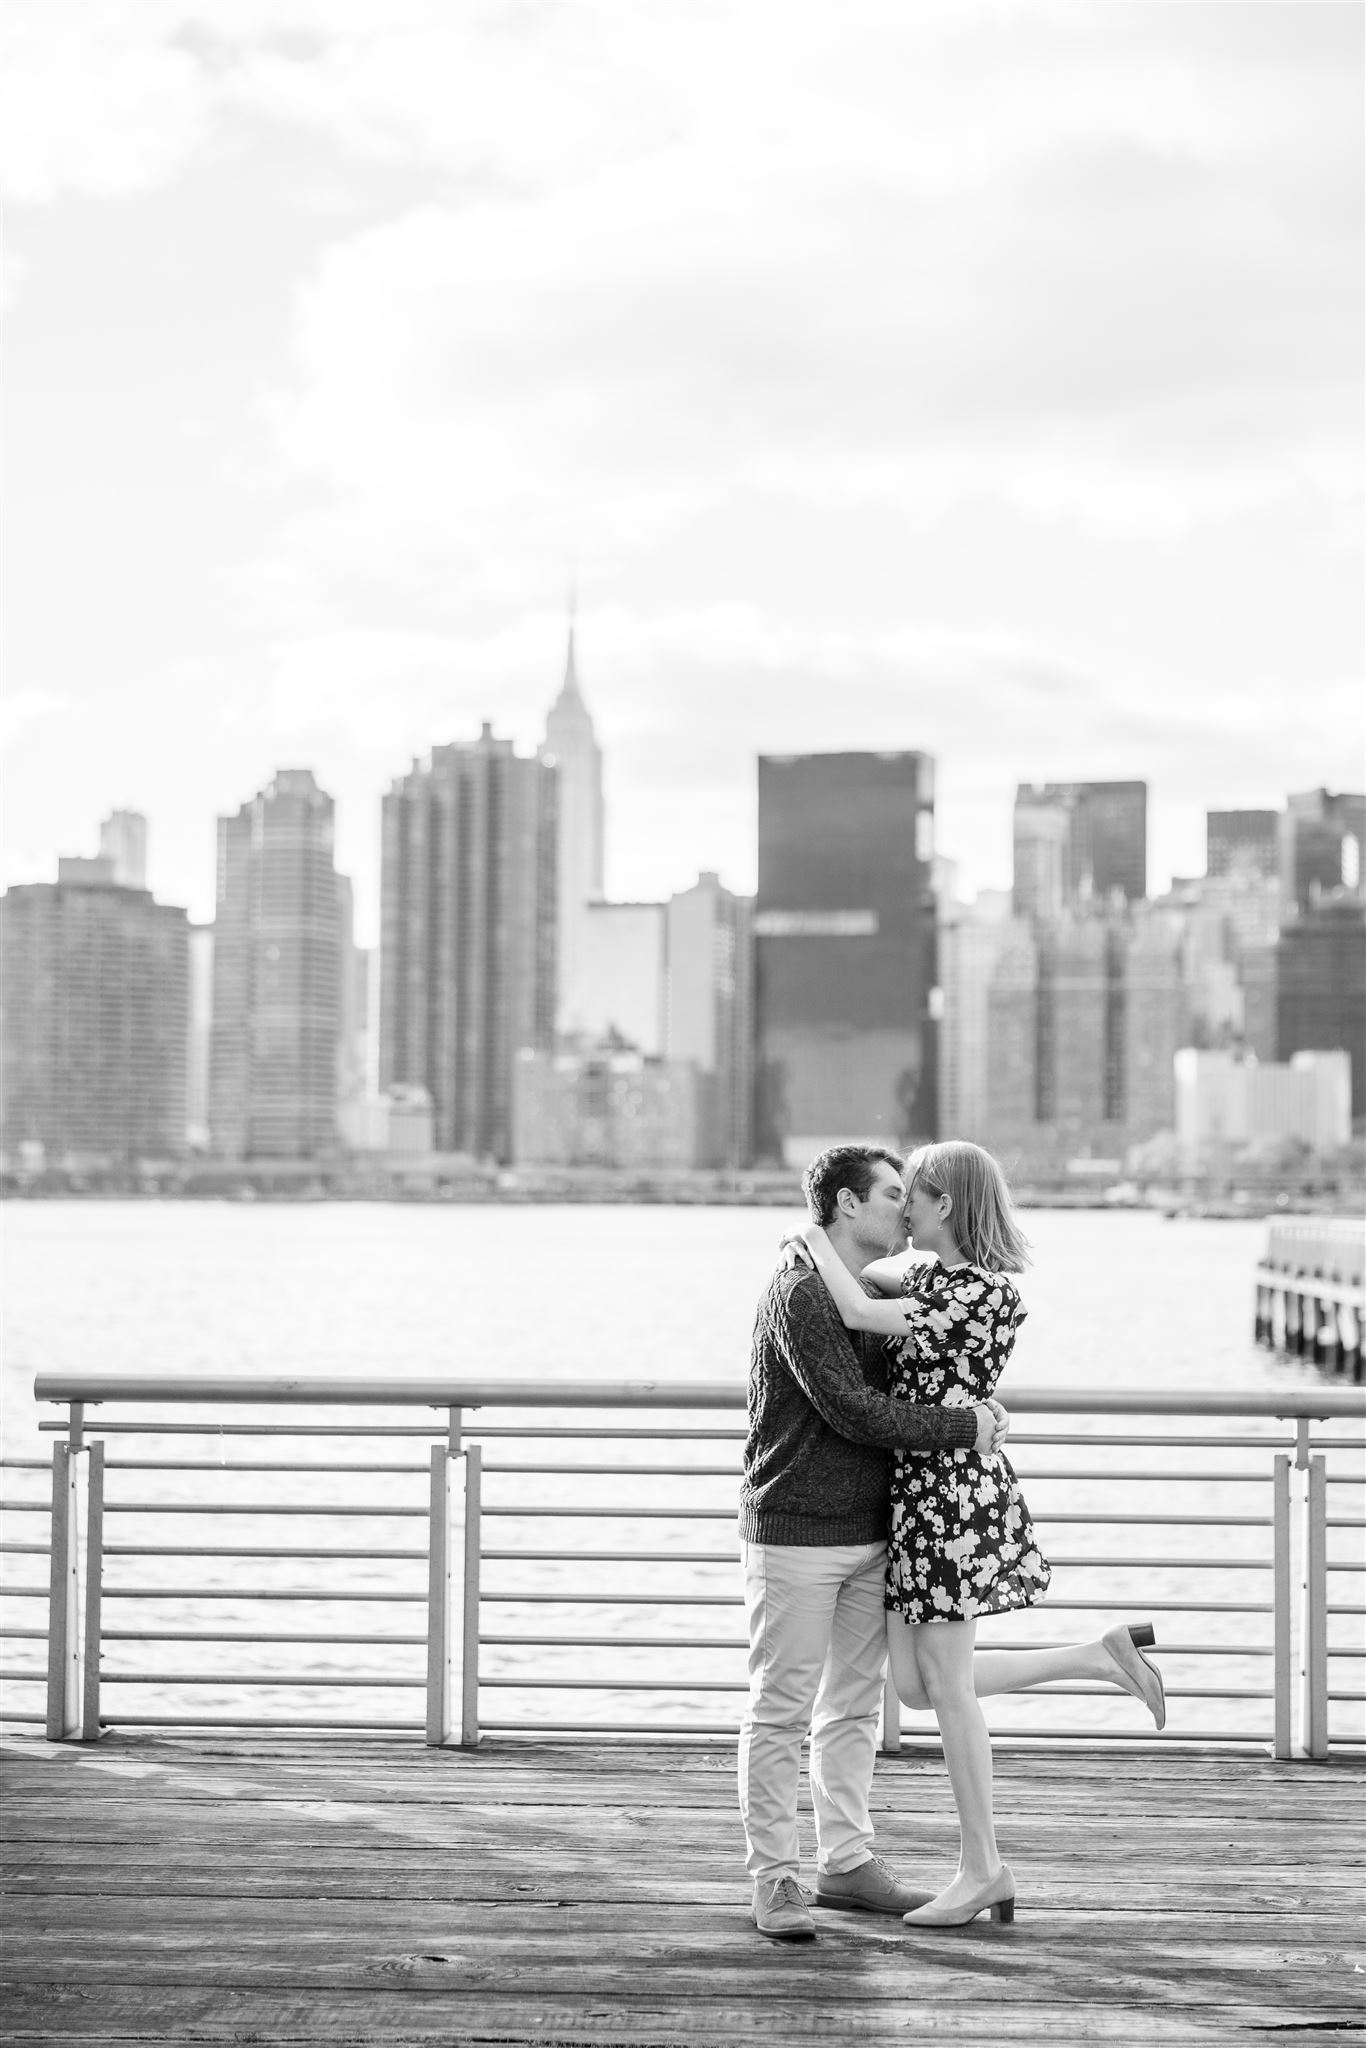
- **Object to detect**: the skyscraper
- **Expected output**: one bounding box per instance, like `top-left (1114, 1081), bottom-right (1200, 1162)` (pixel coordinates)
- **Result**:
top-left (1123, 911), bottom-right (1186, 1141)
top-left (937, 889), bottom-right (1013, 1141)
top-left (1013, 782), bottom-right (1147, 911)
top-left (753, 751), bottom-right (936, 1166)
top-left (542, 616), bottom-right (605, 1033)
top-left (98, 809), bottom-right (148, 890)
top-left (210, 769), bottom-right (343, 1160)
top-left (1279, 789), bottom-right (1366, 915)
top-left (1, 853), bottom-right (188, 1166)
top-left (665, 870), bottom-right (754, 1168)
top-left (1207, 810), bottom-right (1277, 881)
top-left (1274, 896), bottom-right (1366, 1116)
top-left (380, 725), bottom-right (557, 1161)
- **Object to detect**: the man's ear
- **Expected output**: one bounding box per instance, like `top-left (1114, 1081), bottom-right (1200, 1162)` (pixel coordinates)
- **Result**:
top-left (834, 1185), bottom-right (857, 1218)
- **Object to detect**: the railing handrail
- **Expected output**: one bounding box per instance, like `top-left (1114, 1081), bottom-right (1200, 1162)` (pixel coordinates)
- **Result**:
top-left (29, 1372), bottom-right (1366, 1418)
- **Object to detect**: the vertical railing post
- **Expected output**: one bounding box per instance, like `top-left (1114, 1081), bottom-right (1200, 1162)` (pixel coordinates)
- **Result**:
top-left (1272, 1453), bottom-right (1292, 1760)
top-left (1300, 1453), bottom-right (1328, 1760)
top-left (462, 1446), bottom-right (482, 1748)
top-left (426, 1414), bottom-right (481, 1749)
top-left (879, 1667), bottom-right (902, 1755)
top-left (44, 1431), bottom-right (103, 1742)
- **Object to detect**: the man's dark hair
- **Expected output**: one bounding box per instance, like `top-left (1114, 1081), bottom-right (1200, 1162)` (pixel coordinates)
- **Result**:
top-left (801, 1144), bottom-right (904, 1227)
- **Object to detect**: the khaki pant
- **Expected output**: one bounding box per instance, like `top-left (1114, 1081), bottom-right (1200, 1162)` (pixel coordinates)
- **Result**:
top-left (737, 1539), bottom-right (889, 1883)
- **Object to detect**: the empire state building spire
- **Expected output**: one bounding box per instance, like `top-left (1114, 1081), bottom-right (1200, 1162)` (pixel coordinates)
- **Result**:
top-left (542, 607), bottom-right (605, 1030)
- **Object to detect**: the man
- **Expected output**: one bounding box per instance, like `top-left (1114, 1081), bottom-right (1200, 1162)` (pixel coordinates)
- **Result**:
top-left (738, 1143), bottom-right (1008, 1941)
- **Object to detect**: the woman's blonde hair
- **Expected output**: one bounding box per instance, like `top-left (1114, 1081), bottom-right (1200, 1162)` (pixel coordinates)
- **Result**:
top-left (905, 1140), bottom-right (1030, 1273)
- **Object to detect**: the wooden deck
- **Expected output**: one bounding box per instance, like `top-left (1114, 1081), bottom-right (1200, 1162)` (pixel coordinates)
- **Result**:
top-left (1, 1731), bottom-right (1362, 2046)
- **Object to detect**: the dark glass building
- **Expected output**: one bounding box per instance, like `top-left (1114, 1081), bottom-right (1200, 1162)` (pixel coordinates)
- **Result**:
top-left (1207, 809), bottom-right (1278, 880)
top-left (753, 751), bottom-right (936, 1166)
top-left (1275, 897), bottom-right (1366, 1116)
top-left (1013, 781), bottom-right (1147, 910)
top-left (1280, 790), bottom-right (1366, 915)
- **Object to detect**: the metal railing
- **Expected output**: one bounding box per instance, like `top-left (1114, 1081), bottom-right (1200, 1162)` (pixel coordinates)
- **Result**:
top-left (1, 1374), bottom-right (1362, 1758)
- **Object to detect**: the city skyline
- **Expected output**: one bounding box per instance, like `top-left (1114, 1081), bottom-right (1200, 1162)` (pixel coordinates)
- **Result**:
top-left (3, 3), bottom-right (1361, 947)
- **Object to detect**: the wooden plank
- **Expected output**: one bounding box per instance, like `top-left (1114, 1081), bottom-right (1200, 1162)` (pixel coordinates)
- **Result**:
top-left (0, 1733), bottom-right (1360, 2048)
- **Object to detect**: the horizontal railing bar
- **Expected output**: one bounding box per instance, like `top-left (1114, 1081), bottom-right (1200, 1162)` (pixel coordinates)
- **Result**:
top-left (103, 1504), bottom-right (428, 1518)
top-left (99, 1674), bottom-right (423, 1687)
top-left (0, 1461), bottom-right (49, 1470)
top-left (101, 1587), bottom-right (425, 1601)
top-left (103, 1461), bottom-right (434, 1475)
top-left (35, 1372), bottom-right (1366, 1417)
top-left (0, 1587), bottom-right (47, 1599)
top-left (40, 1423), bottom-right (465, 1438)
top-left (472, 1507), bottom-right (1278, 1527)
top-left (102, 1546), bottom-right (428, 1559)
top-left (97, 1715), bottom-right (424, 1729)
top-left (475, 1634), bottom-right (1278, 1656)
top-left (476, 1720), bottom-right (1275, 1741)
top-left (1327, 1519), bottom-right (1366, 1528)
top-left (100, 1630), bottom-right (427, 1644)
top-left (0, 1628), bottom-right (48, 1638)
top-left (480, 1550), bottom-right (1275, 1567)
top-left (473, 1678), bottom-right (1276, 1698)
top-left (0, 1504), bottom-right (50, 1514)
top-left (0, 1545), bottom-right (51, 1555)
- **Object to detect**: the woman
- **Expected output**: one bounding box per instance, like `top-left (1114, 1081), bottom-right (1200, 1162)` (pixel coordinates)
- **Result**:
top-left (798, 1139), bottom-right (1165, 1928)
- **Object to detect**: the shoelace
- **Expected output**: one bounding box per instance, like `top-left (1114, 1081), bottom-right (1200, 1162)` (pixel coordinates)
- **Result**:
top-left (770, 1876), bottom-right (808, 1910)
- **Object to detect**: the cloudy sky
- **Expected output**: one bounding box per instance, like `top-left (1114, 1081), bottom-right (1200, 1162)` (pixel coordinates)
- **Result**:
top-left (3, 0), bottom-right (1362, 942)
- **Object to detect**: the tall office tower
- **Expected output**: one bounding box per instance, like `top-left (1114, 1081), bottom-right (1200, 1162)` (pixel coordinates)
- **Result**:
top-left (1012, 791), bottom-right (1070, 919)
top-left (98, 809), bottom-right (148, 890)
top-left (753, 751), bottom-right (937, 1166)
top-left (1123, 911), bottom-right (1186, 1141)
top-left (542, 617), bottom-right (605, 1033)
top-left (380, 725), bottom-right (557, 1161)
top-left (1274, 897), bottom-right (1366, 1116)
top-left (0, 858), bottom-right (188, 1165)
top-left (1013, 782), bottom-right (1148, 912)
top-left (1279, 789), bottom-right (1366, 915)
top-left (665, 871), bottom-right (754, 1168)
top-left (983, 919), bottom-right (1039, 1146)
top-left (335, 875), bottom-right (368, 1133)
top-left (186, 922), bottom-right (213, 1149)
top-left (1207, 810), bottom-right (1277, 881)
top-left (1034, 914), bottom-right (1119, 1142)
top-left (210, 769), bottom-right (343, 1160)
top-left (938, 890), bottom-right (1013, 1140)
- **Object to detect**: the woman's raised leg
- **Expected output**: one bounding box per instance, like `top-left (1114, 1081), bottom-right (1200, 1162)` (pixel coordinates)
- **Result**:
top-left (886, 1613), bottom-right (1165, 1727)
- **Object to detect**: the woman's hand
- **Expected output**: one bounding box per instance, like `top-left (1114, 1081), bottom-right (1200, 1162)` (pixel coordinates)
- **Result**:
top-left (778, 1231), bottom-right (814, 1271)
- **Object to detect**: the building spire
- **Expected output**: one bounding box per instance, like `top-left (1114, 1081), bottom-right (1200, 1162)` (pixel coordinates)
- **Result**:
top-left (552, 582), bottom-right (586, 715)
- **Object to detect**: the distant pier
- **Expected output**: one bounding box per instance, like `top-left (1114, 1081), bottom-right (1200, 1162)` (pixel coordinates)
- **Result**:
top-left (1256, 1219), bottom-right (1365, 1380)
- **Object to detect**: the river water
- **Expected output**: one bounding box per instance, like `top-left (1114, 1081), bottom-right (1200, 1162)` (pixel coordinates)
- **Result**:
top-left (1, 1202), bottom-right (1359, 1740)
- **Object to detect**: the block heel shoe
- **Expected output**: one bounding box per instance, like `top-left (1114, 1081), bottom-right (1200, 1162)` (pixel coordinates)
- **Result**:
top-left (1102, 1621), bottom-right (1166, 1729)
top-left (902, 1864), bottom-right (1016, 1928)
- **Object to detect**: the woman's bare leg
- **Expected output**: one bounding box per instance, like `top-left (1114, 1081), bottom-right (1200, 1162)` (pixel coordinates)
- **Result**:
top-left (915, 1619), bottom-right (1002, 1894)
top-left (887, 1614), bottom-right (1144, 1707)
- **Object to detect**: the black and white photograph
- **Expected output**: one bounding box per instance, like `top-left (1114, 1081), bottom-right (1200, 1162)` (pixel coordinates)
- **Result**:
top-left (1, 2), bottom-right (1363, 2041)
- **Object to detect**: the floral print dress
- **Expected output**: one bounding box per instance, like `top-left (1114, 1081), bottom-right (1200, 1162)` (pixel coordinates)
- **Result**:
top-left (886, 1260), bottom-right (1051, 1623)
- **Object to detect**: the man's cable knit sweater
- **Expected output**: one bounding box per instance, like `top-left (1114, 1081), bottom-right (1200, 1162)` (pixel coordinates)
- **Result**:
top-left (738, 1264), bottom-right (978, 1546)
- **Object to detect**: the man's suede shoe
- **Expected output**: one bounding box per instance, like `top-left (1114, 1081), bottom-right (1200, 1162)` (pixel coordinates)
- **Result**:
top-left (752, 1875), bottom-right (816, 1940)
top-left (814, 1855), bottom-right (934, 1915)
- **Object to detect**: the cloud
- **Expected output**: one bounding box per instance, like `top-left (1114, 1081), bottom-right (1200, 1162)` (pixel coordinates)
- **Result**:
top-left (0, 688), bottom-right (68, 750)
